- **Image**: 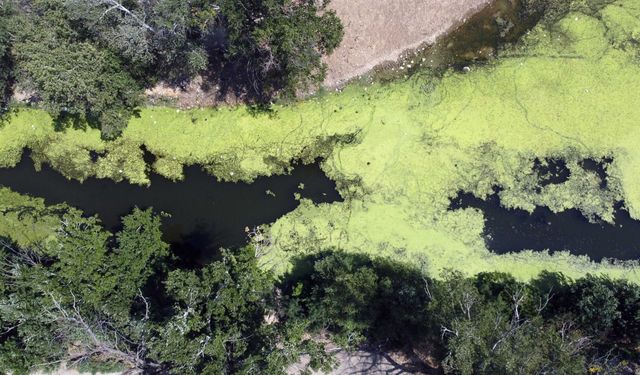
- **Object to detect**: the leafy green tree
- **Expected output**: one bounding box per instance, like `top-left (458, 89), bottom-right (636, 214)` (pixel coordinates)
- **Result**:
top-left (63, 0), bottom-right (210, 83)
top-left (437, 272), bottom-right (589, 375)
top-left (610, 280), bottom-right (640, 343)
top-left (0, 209), bottom-right (168, 373)
top-left (442, 313), bottom-right (588, 375)
top-left (12, 0), bottom-right (143, 138)
top-left (288, 251), bottom-right (432, 349)
top-left (60, 0), bottom-right (343, 98)
top-left (0, 2), bottom-right (15, 112)
top-left (299, 252), bottom-right (379, 347)
top-left (150, 246), bottom-right (278, 373)
top-left (217, 0), bottom-right (343, 98)
top-left (105, 207), bottom-right (170, 320)
top-left (0, 207), bottom-right (333, 374)
top-left (4, 0), bottom-right (344, 133)
top-left (570, 275), bottom-right (621, 337)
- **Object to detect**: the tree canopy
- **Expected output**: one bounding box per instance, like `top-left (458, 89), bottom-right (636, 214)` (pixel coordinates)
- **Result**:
top-left (0, 208), bottom-right (332, 374)
top-left (0, 3), bottom-right (14, 112)
top-left (12, 0), bottom-right (143, 138)
top-left (1, 209), bottom-right (639, 374)
top-left (0, 0), bottom-right (343, 137)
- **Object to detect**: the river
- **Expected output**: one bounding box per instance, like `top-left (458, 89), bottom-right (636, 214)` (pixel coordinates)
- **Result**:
top-left (0, 153), bottom-right (341, 264)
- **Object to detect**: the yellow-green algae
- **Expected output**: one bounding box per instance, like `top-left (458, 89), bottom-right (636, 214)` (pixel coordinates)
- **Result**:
top-left (1, 0), bottom-right (640, 281)
top-left (269, 1), bottom-right (640, 280)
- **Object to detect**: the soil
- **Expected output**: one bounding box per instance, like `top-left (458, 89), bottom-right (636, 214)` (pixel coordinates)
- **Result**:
top-left (290, 348), bottom-right (440, 375)
top-left (322, 0), bottom-right (491, 88)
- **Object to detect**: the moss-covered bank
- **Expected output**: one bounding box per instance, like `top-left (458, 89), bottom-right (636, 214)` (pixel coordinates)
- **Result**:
top-left (1, 0), bottom-right (640, 280)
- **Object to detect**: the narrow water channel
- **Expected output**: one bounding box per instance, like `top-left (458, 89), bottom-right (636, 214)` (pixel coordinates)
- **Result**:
top-left (450, 192), bottom-right (640, 261)
top-left (0, 154), bottom-right (342, 262)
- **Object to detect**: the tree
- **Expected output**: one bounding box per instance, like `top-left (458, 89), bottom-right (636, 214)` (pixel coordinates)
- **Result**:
top-left (4, 0), bottom-right (344, 134)
top-left (63, 0), bottom-right (210, 84)
top-left (0, 208), bottom-right (332, 374)
top-left (0, 2), bottom-right (15, 112)
top-left (610, 279), bottom-right (640, 343)
top-left (437, 272), bottom-right (589, 375)
top-left (150, 246), bottom-right (278, 373)
top-left (12, 0), bottom-right (143, 138)
top-left (216, 0), bottom-right (344, 99)
top-left (105, 207), bottom-right (170, 321)
top-left (570, 275), bottom-right (621, 338)
top-left (287, 251), bottom-right (433, 350)
top-left (0, 209), bottom-right (168, 373)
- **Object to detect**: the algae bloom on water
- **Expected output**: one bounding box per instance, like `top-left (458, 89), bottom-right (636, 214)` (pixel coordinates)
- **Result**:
top-left (266, 0), bottom-right (640, 280)
top-left (1, 0), bottom-right (640, 282)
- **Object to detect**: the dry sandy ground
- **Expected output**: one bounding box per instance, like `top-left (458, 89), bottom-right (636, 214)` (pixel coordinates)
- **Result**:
top-left (323, 0), bottom-right (490, 87)
top-left (38, 351), bottom-right (429, 375)
top-left (32, 370), bottom-right (123, 375)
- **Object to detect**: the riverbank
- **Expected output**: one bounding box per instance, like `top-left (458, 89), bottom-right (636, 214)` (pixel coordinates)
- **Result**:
top-left (1, 0), bottom-right (640, 282)
top-left (321, 0), bottom-right (491, 87)
top-left (143, 0), bottom-right (491, 107)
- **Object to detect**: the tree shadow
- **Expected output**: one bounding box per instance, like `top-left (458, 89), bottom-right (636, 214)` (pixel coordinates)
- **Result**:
top-left (283, 251), bottom-right (443, 374)
top-left (170, 225), bottom-right (224, 269)
top-left (336, 347), bottom-right (442, 375)
top-left (202, 52), bottom-right (274, 110)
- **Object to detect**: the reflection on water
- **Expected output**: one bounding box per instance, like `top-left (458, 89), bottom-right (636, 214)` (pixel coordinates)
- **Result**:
top-left (0, 154), bottom-right (342, 264)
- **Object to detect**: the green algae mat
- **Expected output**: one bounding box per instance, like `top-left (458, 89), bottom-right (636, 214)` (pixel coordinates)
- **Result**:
top-left (1, 0), bottom-right (640, 280)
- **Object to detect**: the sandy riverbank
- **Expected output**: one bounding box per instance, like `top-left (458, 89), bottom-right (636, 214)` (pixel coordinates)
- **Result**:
top-left (322, 0), bottom-right (490, 87)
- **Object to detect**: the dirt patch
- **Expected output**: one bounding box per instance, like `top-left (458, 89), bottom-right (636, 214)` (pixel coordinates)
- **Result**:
top-left (290, 349), bottom-right (440, 375)
top-left (322, 0), bottom-right (491, 88)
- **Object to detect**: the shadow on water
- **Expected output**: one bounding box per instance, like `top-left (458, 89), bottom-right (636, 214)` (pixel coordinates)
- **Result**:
top-left (427, 0), bottom-right (541, 70)
top-left (374, 0), bottom-right (543, 81)
top-left (450, 191), bottom-right (640, 261)
top-left (0, 154), bottom-right (342, 265)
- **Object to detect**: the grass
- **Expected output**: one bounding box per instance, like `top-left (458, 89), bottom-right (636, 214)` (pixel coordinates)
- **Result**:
top-left (1, 0), bottom-right (640, 281)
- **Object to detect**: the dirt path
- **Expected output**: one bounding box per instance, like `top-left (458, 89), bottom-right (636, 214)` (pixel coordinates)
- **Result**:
top-left (322, 0), bottom-right (491, 88)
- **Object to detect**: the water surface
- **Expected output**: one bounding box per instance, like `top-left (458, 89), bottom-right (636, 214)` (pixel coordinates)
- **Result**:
top-left (0, 155), bottom-right (341, 263)
top-left (450, 191), bottom-right (640, 261)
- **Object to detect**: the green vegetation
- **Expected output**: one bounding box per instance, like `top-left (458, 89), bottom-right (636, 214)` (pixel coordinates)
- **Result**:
top-left (0, 0), bottom-right (343, 137)
top-left (1, 0), bottom-right (639, 281)
top-left (0, 206), bottom-right (638, 373)
top-left (215, 0), bottom-right (344, 98)
top-left (1, 0), bottom-right (639, 372)
top-left (0, 208), bottom-right (333, 374)
top-left (288, 251), bottom-right (640, 374)
top-left (0, 3), bottom-right (13, 112)
top-left (12, 0), bottom-right (143, 138)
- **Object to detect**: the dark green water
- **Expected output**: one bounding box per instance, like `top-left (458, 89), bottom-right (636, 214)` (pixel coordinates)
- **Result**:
top-left (374, 0), bottom-right (541, 81)
top-left (0, 153), bottom-right (341, 263)
top-left (449, 159), bottom-right (640, 261)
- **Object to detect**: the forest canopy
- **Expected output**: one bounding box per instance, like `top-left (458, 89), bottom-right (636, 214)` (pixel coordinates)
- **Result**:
top-left (0, 205), bottom-right (638, 374)
top-left (0, 0), bottom-right (344, 138)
